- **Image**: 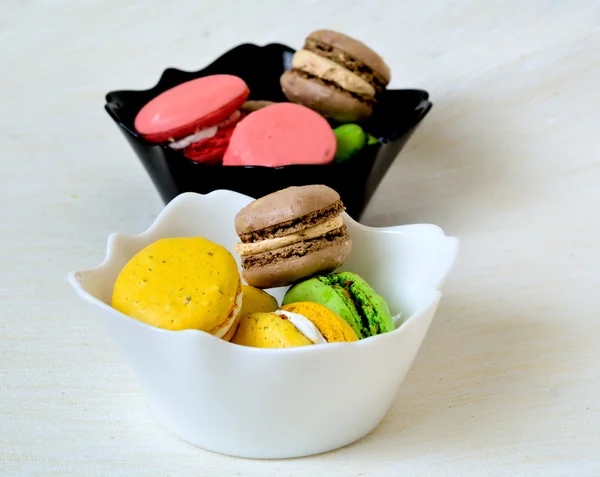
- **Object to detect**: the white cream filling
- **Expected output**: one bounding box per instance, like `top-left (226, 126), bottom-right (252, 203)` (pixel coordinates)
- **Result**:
top-left (169, 126), bottom-right (218, 150)
top-left (214, 287), bottom-right (243, 339)
top-left (275, 310), bottom-right (327, 344)
top-left (235, 216), bottom-right (344, 256)
top-left (168, 110), bottom-right (241, 150)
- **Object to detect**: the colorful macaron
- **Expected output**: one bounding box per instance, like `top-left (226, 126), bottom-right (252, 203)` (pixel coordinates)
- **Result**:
top-left (111, 237), bottom-right (242, 338)
top-left (222, 285), bottom-right (279, 341)
top-left (281, 30), bottom-right (391, 122)
top-left (134, 74), bottom-right (249, 164)
top-left (234, 185), bottom-right (352, 289)
top-left (222, 102), bottom-right (336, 167)
top-left (333, 123), bottom-right (380, 163)
top-left (282, 271), bottom-right (394, 339)
top-left (231, 301), bottom-right (358, 348)
top-left (240, 100), bottom-right (276, 113)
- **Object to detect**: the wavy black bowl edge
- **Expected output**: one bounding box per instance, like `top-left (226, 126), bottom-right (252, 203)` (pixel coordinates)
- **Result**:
top-left (104, 42), bottom-right (433, 221)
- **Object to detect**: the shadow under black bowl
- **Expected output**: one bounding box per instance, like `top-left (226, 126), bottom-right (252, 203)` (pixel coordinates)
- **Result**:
top-left (105, 43), bottom-right (432, 221)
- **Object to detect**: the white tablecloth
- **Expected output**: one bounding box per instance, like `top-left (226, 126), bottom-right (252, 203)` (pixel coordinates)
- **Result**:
top-left (2, 1), bottom-right (599, 475)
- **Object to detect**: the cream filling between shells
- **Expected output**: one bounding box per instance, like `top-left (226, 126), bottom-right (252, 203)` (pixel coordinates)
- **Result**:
top-left (274, 310), bottom-right (327, 344)
top-left (292, 49), bottom-right (376, 97)
top-left (235, 216), bottom-right (344, 256)
top-left (168, 110), bottom-right (241, 150)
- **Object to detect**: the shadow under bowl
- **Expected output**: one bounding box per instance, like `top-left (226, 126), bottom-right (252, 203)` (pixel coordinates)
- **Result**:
top-left (105, 43), bottom-right (432, 221)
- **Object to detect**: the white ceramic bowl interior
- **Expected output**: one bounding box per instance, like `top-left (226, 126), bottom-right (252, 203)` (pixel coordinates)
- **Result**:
top-left (68, 191), bottom-right (459, 459)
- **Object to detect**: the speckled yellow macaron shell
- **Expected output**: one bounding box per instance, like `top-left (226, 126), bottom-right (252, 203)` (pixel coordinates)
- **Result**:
top-left (232, 312), bottom-right (312, 348)
top-left (239, 285), bottom-right (279, 318)
top-left (280, 302), bottom-right (358, 342)
top-left (112, 237), bottom-right (241, 333)
top-left (222, 286), bottom-right (278, 341)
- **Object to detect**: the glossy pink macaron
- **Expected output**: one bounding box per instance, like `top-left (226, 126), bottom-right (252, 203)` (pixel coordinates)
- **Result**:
top-left (134, 74), bottom-right (249, 145)
top-left (222, 103), bottom-right (336, 167)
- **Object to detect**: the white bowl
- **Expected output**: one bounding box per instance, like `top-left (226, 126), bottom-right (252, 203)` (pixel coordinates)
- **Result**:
top-left (68, 190), bottom-right (459, 459)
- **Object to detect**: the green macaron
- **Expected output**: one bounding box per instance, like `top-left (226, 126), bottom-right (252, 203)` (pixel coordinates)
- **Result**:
top-left (366, 133), bottom-right (379, 145)
top-left (333, 124), bottom-right (381, 163)
top-left (282, 271), bottom-right (394, 339)
top-left (333, 124), bottom-right (366, 163)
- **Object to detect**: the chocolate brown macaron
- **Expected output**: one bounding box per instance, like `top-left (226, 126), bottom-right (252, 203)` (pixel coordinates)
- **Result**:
top-left (281, 30), bottom-right (391, 122)
top-left (234, 185), bottom-right (352, 289)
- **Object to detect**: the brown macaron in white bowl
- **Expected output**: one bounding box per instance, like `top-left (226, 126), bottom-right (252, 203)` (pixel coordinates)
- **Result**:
top-left (234, 185), bottom-right (352, 289)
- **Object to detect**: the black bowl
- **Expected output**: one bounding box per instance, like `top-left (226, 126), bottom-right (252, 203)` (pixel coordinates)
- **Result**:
top-left (105, 43), bottom-right (432, 221)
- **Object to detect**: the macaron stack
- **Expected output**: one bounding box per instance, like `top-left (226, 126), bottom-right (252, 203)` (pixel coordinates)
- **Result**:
top-left (281, 29), bottom-right (391, 122)
top-left (132, 28), bottom-right (391, 166)
top-left (134, 75), bottom-right (249, 164)
top-left (234, 184), bottom-right (351, 288)
top-left (110, 185), bottom-right (395, 349)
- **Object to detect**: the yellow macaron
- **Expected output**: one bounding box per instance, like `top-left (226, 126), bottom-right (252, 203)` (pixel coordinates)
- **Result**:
top-left (232, 301), bottom-right (358, 348)
top-left (112, 237), bottom-right (242, 337)
top-left (231, 312), bottom-right (314, 348)
top-left (280, 302), bottom-right (358, 343)
top-left (222, 285), bottom-right (278, 341)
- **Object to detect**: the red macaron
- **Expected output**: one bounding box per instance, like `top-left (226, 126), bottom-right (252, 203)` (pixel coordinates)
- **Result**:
top-left (222, 103), bottom-right (336, 167)
top-left (134, 74), bottom-right (250, 164)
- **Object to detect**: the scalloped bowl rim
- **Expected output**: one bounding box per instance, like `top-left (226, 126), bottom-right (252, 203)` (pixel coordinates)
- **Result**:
top-left (103, 41), bottom-right (432, 154)
top-left (68, 190), bottom-right (459, 356)
top-left (104, 43), bottom-right (296, 104)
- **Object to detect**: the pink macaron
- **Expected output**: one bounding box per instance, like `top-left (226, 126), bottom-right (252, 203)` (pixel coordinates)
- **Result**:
top-left (134, 74), bottom-right (249, 164)
top-left (222, 103), bottom-right (336, 167)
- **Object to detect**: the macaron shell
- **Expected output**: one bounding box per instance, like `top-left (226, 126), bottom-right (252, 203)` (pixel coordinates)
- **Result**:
top-left (234, 184), bottom-right (341, 236)
top-left (222, 283), bottom-right (274, 341)
top-left (280, 302), bottom-right (358, 342)
top-left (307, 29), bottom-right (391, 84)
top-left (231, 312), bottom-right (313, 348)
top-left (241, 239), bottom-right (351, 289)
top-left (240, 100), bottom-right (276, 112)
top-left (282, 277), bottom-right (363, 338)
top-left (280, 71), bottom-right (372, 123)
top-left (134, 75), bottom-right (249, 143)
top-left (320, 272), bottom-right (394, 337)
top-left (183, 144), bottom-right (228, 164)
top-left (333, 124), bottom-right (368, 163)
top-left (182, 112), bottom-right (245, 164)
top-left (222, 103), bottom-right (336, 167)
top-left (239, 285), bottom-right (279, 319)
top-left (112, 237), bottom-right (241, 333)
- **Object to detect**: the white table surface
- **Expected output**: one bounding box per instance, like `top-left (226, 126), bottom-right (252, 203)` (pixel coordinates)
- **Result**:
top-left (2, 1), bottom-right (599, 475)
